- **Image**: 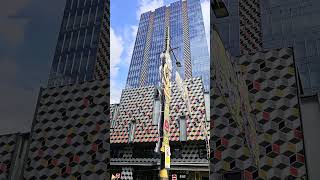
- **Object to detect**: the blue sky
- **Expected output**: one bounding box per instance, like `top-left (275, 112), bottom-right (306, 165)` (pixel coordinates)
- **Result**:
top-left (110, 0), bottom-right (210, 104)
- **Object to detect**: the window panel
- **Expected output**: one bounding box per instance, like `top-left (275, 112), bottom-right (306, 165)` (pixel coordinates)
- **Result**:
top-left (79, 51), bottom-right (89, 82)
top-left (58, 55), bottom-right (67, 74)
top-left (78, 0), bottom-right (85, 8)
top-left (88, 8), bottom-right (95, 25)
top-left (72, 0), bottom-right (78, 10)
top-left (85, 50), bottom-right (96, 81)
top-left (84, 27), bottom-right (93, 48)
top-left (70, 31), bottom-right (78, 51)
top-left (95, 6), bottom-right (104, 24)
top-left (71, 52), bottom-right (81, 80)
top-left (63, 32), bottom-right (72, 52)
top-left (81, 8), bottom-right (89, 26)
top-left (91, 26), bottom-right (100, 47)
top-left (65, 0), bottom-right (73, 10)
top-left (77, 29), bottom-right (86, 49)
top-left (179, 115), bottom-right (187, 142)
top-left (74, 10), bottom-right (82, 28)
top-left (67, 12), bottom-right (75, 30)
top-left (65, 54), bottom-right (74, 77)
top-left (61, 12), bottom-right (69, 31)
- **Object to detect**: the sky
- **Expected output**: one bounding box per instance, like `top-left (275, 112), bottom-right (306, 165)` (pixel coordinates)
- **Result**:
top-left (110, 0), bottom-right (210, 104)
top-left (0, 0), bottom-right (65, 134)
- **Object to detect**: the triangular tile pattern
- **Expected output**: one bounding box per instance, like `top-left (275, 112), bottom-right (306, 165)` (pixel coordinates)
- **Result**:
top-left (211, 36), bottom-right (260, 175)
top-left (0, 134), bottom-right (17, 179)
top-left (170, 77), bottom-right (209, 141)
top-left (120, 167), bottom-right (134, 180)
top-left (210, 47), bottom-right (307, 179)
top-left (239, 48), bottom-right (307, 179)
top-left (24, 80), bottom-right (110, 180)
top-left (110, 77), bottom-right (209, 144)
top-left (110, 86), bottom-right (157, 143)
top-left (239, 0), bottom-right (263, 55)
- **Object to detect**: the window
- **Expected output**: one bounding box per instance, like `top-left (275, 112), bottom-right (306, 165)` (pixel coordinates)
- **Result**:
top-left (91, 26), bottom-right (100, 47)
top-left (71, 0), bottom-right (78, 10)
top-left (67, 12), bottom-right (75, 30)
top-left (70, 31), bottom-right (78, 51)
top-left (65, 54), bottom-right (74, 78)
top-left (70, 53), bottom-right (80, 83)
top-left (81, 8), bottom-right (89, 26)
top-left (88, 8), bottom-right (95, 25)
top-left (79, 51), bottom-right (89, 82)
top-left (51, 55), bottom-right (60, 74)
top-left (65, 0), bottom-right (73, 10)
top-left (77, 29), bottom-right (86, 49)
top-left (78, 0), bottom-right (85, 8)
top-left (84, 27), bottom-right (93, 48)
top-left (58, 55), bottom-right (66, 74)
top-left (61, 13), bottom-right (69, 31)
top-left (63, 32), bottom-right (72, 52)
top-left (74, 10), bottom-right (82, 28)
top-left (128, 121), bottom-right (136, 143)
top-left (152, 91), bottom-right (161, 125)
top-left (179, 115), bottom-right (187, 141)
top-left (95, 6), bottom-right (104, 24)
top-left (85, 50), bottom-right (96, 81)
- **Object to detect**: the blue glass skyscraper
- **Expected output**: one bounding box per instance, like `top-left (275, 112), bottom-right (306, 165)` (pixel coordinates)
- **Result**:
top-left (126, 0), bottom-right (210, 91)
top-left (47, 0), bottom-right (109, 87)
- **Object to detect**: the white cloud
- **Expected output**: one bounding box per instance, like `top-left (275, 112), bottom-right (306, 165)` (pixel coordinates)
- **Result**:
top-left (110, 28), bottom-right (124, 78)
top-left (110, 27), bottom-right (124, 104)
top-left (201, 0), bottom-right (210, 52)
top-left (136, 0), bottom-right (164, 20)
top-left (124, 25), bottom-right (138, 65)
top-left (110, 79), bottom-right (123, 104)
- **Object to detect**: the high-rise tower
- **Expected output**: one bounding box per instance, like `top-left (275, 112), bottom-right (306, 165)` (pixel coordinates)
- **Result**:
top-left (47, 0), bottom-right (109, 87)
top-left (213, 0), bottom-right (320, 95)
top-left (126, 0), bottom-right (210, 91)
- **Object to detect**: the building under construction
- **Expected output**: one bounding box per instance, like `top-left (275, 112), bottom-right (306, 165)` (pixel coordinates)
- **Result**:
top-left (110, 77), bottom-right (210, 180)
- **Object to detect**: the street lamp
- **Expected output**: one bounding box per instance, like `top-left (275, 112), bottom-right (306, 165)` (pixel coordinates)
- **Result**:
top-left (212, 0), bottom-right (229, 18)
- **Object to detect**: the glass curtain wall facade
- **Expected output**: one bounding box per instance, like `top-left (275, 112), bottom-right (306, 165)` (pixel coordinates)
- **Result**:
top-left (261, 0), bottom-right (320, 95)
top-left (213, 0), bottom-right (320, 95)
top-left (126, 0), bottom-right (210, 91)
top-left (48, 0), bottom-right (109, 87)
top-left (188, 0), bottom-right (210, 91)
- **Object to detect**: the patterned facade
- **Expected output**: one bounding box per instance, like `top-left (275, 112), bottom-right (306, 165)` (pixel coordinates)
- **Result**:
top-left (111, 77), bottom-right (209, 179)
top-left (214, 0), bottom-right (320, 94)
top-left (24, 80), bottom-right (110, 179)
top-left (111, 77), bottom-right (209, 144)
top-left (0, 134), bottom-right (18, 179)
top-left (211, 28), bottom-right (307, 179)
top-left (126, 0), bottom-right (210, 91)
top-left (48, 0), bottom-right (109, 87)
top-left (239, 0), bottom-right (263, 55)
